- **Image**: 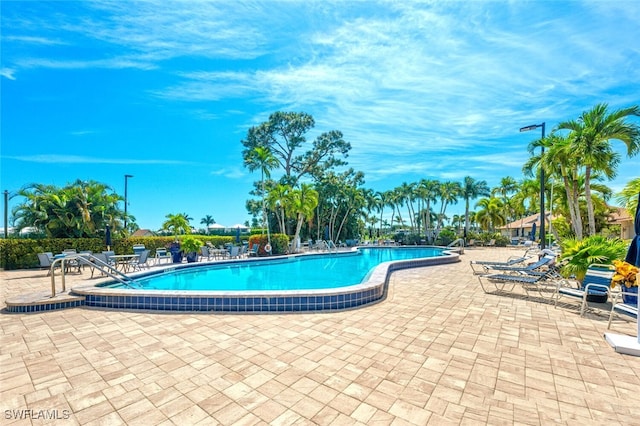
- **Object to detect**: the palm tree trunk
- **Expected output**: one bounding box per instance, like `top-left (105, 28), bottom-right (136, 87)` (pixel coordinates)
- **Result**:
top-left (571, 177), bottom-right (584, 239)
top-left (584, 166), bottom-right (596, 236)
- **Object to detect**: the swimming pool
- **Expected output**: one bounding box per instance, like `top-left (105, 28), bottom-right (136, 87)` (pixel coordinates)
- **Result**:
top-left (112, 247), bottom-right (445, 291)
top-left (72, 246), bottom-right (461, 312)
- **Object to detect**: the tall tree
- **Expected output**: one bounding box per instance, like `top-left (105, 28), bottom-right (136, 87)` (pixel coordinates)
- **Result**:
top-left (436, 181), bottom-right (461, 235)
top-left (557, 103), bottom-right (639, 235)
top-left (417, 179), bottom-right (439, 243)
top-left (241, 111), bottom-right (351, 187)
top-left (461, 176), bottom-right (490, 239)
top-left (245, 146), bottom-right (279, 243)
top-left (287, 183), bottom-right (319, 253)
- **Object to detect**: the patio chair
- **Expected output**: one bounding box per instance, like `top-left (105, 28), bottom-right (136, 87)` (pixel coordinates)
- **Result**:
top-left (127, 249), bottom-right (150, 272)
top-left (200, 246), bottom-right (212, 261)
top-left (607, 289), bottom-right (638, 329)
top-left (90, 253), bottom-right (111, 278)
top-left (554, 263), bottom-right (616, 316)
top-left (132, 244), bottom-right (146, 255)
top-left (228, 246), bottom-right (240, 259)
top-left (38, 252), bottom-right (61, 276)
top-left (485, 239), bottom-right (496, 247)
top-left (154, 248), bottom-right (171, 265)
top-left (248, 243), bottom-right (259, 257)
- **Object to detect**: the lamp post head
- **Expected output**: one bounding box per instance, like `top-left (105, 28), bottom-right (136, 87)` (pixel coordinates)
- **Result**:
top-left (519, 123), bottom-right (544, 132)
top-left (125, 174), bottom-right (134, 179)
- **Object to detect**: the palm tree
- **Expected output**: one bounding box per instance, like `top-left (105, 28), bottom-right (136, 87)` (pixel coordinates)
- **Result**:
top-left (288, 183), bottom-right (319, 252)
top-left (200, 215), bottom-right (215, 233)
top-left (162, 213), bottom-right (191, 236)
top-left (418, 179), bottom-right (439, 243)
top-left (12, 180), bottom-right (125, 237)
top-left (615, 177), bottom-right (640, 218)
top-left (491, 176), bottom-right (518, 235)
top-left (267, 183), bottom-right (291, 234)
top-left (557, 103), bottom-right (640, 235)
top-left (461, 176), bottom-right (490, 240)
top-left (475, 197), bottom-right (506, 231)
top-left (436, 181), bottom-right (461, 234)
top-left (398, 182), bottom-right (416, 231)
top-left (245, 146), bottom-right (279, 245)
top-left (525, 133), bottom-right (584, 239)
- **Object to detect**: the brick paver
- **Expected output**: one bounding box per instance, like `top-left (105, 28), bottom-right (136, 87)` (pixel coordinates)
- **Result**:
top-left (1, 247), bottom-right (639, 425)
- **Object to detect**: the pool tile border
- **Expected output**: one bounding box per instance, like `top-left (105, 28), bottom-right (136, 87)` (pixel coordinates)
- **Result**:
top-left (8, 247), bottom-right (460, 313)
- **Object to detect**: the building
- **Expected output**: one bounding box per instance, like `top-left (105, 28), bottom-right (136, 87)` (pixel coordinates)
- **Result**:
top-left (608, 207), bottom-right (633, 239)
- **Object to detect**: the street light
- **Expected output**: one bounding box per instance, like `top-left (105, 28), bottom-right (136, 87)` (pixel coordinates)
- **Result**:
top-left (124, 174), bottom-right (133, 230)
top-left (3, 190), bottom-right (8, 239)
top-left (519, 122), bottom-right (546, 249)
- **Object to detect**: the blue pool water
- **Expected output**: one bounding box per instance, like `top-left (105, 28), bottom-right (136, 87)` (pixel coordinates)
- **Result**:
top-left (123, 247), bottom-right (445, 291)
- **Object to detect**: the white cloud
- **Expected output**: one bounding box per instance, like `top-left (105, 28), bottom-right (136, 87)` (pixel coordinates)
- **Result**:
top-left (0, 68), bottom-right (16, 80)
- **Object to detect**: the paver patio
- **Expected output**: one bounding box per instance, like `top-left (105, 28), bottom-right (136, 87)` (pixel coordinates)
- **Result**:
top-left (1, 247), bottom-right (639, 425)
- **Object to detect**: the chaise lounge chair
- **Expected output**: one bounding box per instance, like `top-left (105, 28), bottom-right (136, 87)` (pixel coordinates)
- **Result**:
top-left (478, 254), bottom-right (556, 275)
top-left (477, 266), bottom-right (560, 298)
top-left (470, 254), bottom-right (533, 275)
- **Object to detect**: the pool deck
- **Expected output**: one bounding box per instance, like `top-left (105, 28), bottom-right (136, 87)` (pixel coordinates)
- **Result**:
top-left (1, 246), bottom-right (639, 425)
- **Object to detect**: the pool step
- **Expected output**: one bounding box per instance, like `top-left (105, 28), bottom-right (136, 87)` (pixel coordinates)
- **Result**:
top-left (4, 291), bottom-right (85, 313)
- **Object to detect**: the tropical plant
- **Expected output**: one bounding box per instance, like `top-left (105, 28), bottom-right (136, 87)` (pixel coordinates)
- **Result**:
top-left (180, 235), bottom-right (203, 254)
top-left (615, 177), bottom-right (640, 218)
top-left (559, 235), bottom-right (628, 281)
top-left (475, 197), bottom-right (506, 231)
top-left (611, 260), bottom-right (639, 289)
top-left (162, 213), bottom-right (191, 236)
top-left (12, 180), bottom-right (126, 238)
top-left (287, 183), bottom-right (319, 252)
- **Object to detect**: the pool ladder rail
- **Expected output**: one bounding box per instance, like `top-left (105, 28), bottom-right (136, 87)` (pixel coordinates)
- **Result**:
top-left (49, 253), bottom-right (137, 298)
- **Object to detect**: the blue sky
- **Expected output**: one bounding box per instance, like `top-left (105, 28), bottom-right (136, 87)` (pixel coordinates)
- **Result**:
top-left (2, 1), bottom-right (639, 231)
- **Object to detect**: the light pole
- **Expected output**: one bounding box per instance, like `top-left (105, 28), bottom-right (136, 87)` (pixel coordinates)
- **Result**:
top-left (124, 174), bottom-right (133, 230)
top-left (519, 122), bottom-right (546, 249)
top-left (3, 190), bottom-right (8, 239)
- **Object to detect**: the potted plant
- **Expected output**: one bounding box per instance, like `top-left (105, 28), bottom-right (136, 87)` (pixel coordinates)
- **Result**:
top-left (181, 235), bottom-right (203, 263)
top-left (168, 241), bottom-right (182, 263)
top-left (611, 260), bottom-right (639, 305)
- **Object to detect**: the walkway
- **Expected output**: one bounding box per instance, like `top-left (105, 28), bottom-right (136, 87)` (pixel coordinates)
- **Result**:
top-left (1, 247), bottom-right (639, 424)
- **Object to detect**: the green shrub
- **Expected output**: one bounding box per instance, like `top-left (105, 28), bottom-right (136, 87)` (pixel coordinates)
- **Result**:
top-left (247, 234), bottom-right (289, 255)
top-left (560, 235), bottom-right (628, 281)
top-left (436, 229), bottom-right (456, 246)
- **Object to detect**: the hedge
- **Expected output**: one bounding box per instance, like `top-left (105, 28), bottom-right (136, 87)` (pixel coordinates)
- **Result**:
top-left (0, 235), bottom-right (236, 270)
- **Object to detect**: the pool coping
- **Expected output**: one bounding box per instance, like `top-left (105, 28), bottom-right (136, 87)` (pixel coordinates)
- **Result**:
top-left (69, 247), bottom-right (460, 312)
